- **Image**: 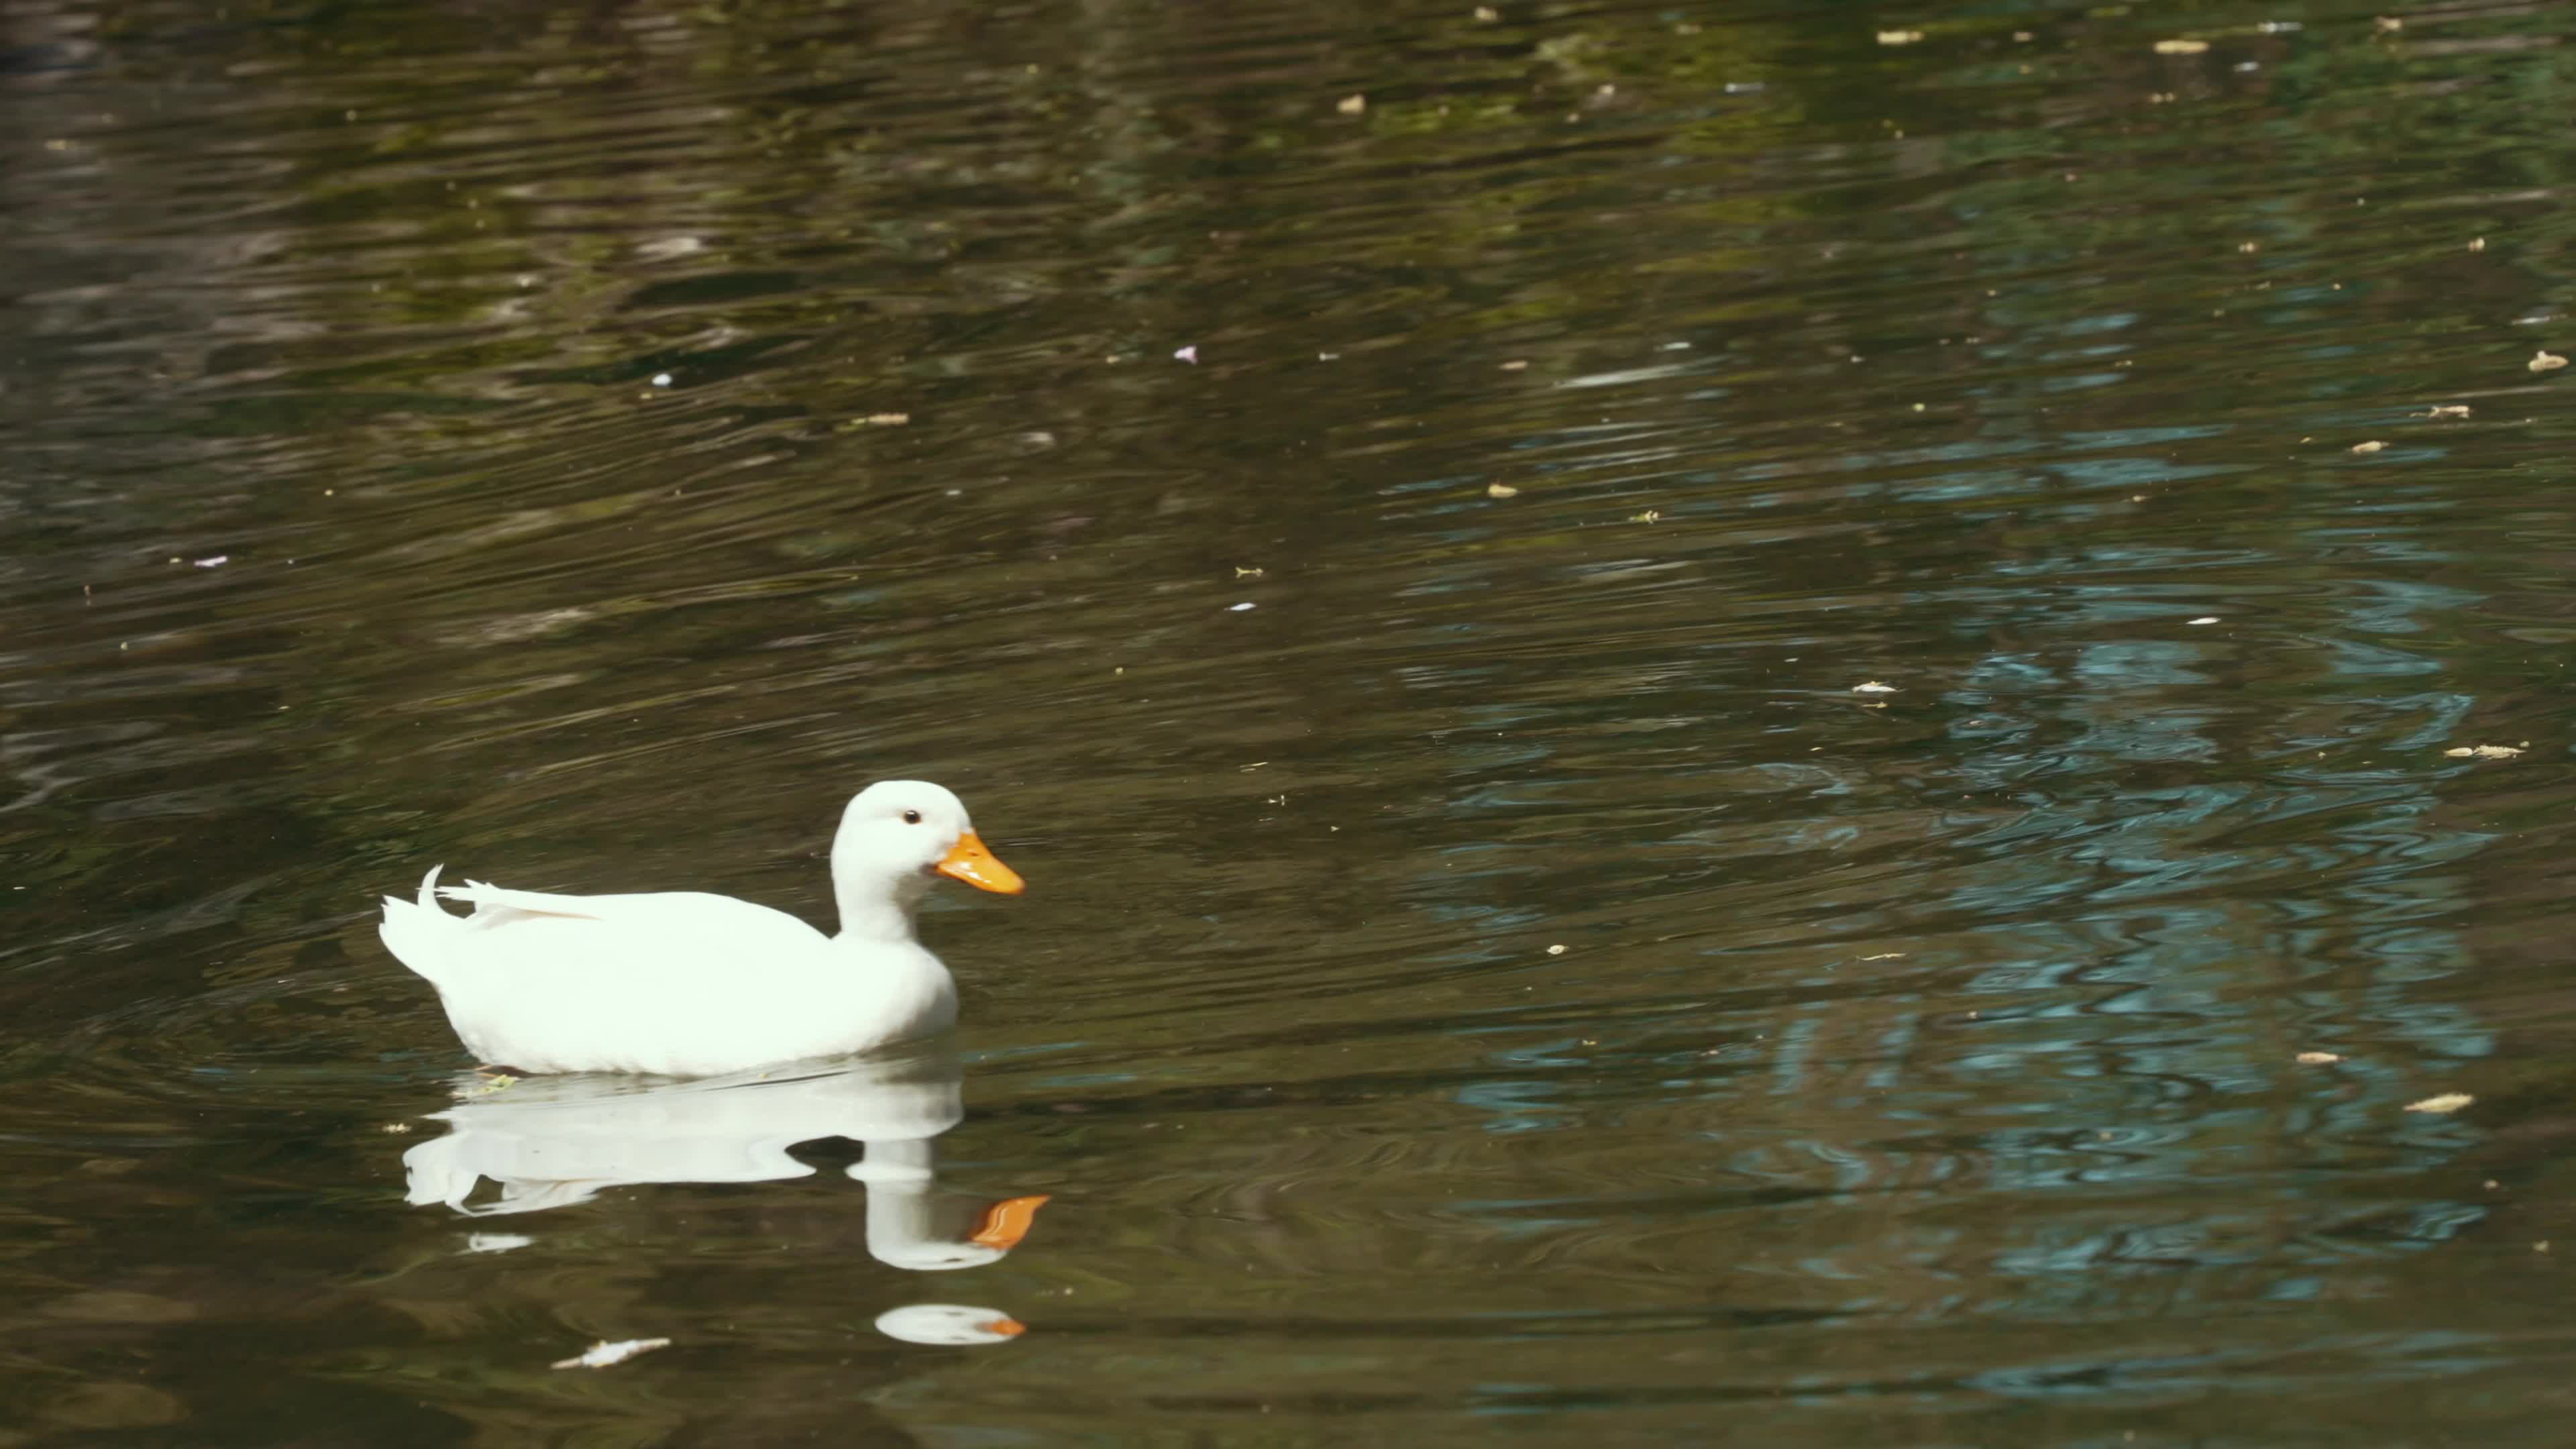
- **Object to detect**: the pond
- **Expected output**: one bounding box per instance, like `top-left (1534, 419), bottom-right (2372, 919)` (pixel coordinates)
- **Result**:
top-left (5, 0), bottom-right (2576, 1442)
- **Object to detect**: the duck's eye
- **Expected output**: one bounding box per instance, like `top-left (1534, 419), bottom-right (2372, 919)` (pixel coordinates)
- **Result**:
top-left (902, 809), bottom-right (922, 824)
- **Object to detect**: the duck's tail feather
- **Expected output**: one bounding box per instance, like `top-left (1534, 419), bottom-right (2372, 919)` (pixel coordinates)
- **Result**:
top-left (434, 880), bottom-right (608, 922)
top-left (380, 864), bottom-right (461, 982)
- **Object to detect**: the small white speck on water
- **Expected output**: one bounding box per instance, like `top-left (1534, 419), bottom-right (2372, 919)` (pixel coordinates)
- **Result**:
top-left (2445, 744), bottom-right (2524, 760)
top-left (1229, 602), bottom-right (1256, 612)
top-left (553, 1338), bottom-right (672, 1371)
top-left (651, 372), bottom-right (673, 387)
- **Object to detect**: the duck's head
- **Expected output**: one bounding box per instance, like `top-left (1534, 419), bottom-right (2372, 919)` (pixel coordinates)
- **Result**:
top-left (833, 780), bottom-right (1024, 899)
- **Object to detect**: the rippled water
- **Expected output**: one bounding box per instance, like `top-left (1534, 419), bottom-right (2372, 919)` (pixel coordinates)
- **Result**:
top-left (7, 0), bottom-right (2576, 1442)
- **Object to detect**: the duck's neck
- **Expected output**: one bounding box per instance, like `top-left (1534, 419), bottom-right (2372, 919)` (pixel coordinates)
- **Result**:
top-left (835, 867), bottom-right (931, 945)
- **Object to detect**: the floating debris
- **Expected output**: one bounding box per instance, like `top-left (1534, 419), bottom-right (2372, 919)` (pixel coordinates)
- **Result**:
top-left (1173, 345), bottom-right (1199, 364)
top-left (2349, 440), bottom-right (2386, 454)
top-left (1860, 952), bottom-right (1907, 962)
top-left (1876, 30), bottom-right (1924, 46)
top-left (2469, 236), bottom-right (2486, 252)
top-left (2530, 350), bottom-right (2567, 373)
top-left (2444, 743), bottom-right (2525, 760)
top-left (1851, 681), bottom-right (1898, 694)
top-left (651, 373), bottom-right (674, 388)
top-left (2186, 616), bottom-right (2218, 625)
top-left (2153, 38), bottom-right (2210, 54)
top-left (1499, 359), bottom-right (1529, 371)
top-left (1629, 509), bottom-right (1661, 523)
top-left (1474, 5), bottom-right (1499, 20)
top-left (2424, 404), bottom-right (2471, 419)
top-left (1546, 944), bottom-right (1566, 956)
top-left (1234, 566), bottom-right (1264, 578)
top-left (1228, 602), bottom-right (1256, 612)
top-left (2404, 1092), bottom-right (2474, 1116)
top-left (380, 1122), bottom-right (414, 1134)
top-left (2296, 1051), bottom-right (2343, 1065)
top-left (875, 1305), bottom-right (1026, 1346)
top-left (553, 1338), bottom-right (672, 1371)
top-left (1336, 93), bottom-right (1367, 115)
top-left (1486, 482), bottom-right (1520, 498)
top-left (193, 555), bottom-right (229, 568)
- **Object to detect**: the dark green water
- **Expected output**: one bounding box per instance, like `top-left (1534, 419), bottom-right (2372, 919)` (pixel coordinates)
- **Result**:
top-left (6, 0), bottom-right (2576, 1442)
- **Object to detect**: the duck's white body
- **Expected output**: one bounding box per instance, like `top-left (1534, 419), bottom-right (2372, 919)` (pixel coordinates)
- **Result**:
top-left (379, 780), bottom-right (1022, 1077)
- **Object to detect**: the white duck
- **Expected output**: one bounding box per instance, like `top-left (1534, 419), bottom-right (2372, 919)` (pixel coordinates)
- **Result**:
top-left (378, 780), bottom-right (1022, 1076)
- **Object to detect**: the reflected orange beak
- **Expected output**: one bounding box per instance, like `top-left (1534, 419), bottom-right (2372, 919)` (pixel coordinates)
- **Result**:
top-left (936, 830), bottom-right (1024, 895)
top-left (969, 1193), bottom-right (1051, 1250)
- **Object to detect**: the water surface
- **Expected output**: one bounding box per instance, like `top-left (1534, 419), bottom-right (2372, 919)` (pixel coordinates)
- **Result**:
top-left (6, 0), bottom-right (2576, 1443)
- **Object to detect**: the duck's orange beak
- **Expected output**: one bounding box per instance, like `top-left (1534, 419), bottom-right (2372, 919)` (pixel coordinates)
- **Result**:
top-left (969, 1193), bottom-right (1051, 1250)
top-left (982, 1316), bottom-right (1028, 1338)
top-left (936, 831), bottom-right (1024, 895)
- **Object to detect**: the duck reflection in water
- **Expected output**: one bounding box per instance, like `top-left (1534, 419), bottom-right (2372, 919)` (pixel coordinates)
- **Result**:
top-left (402, 1044), bottom-right (1047, 1287)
